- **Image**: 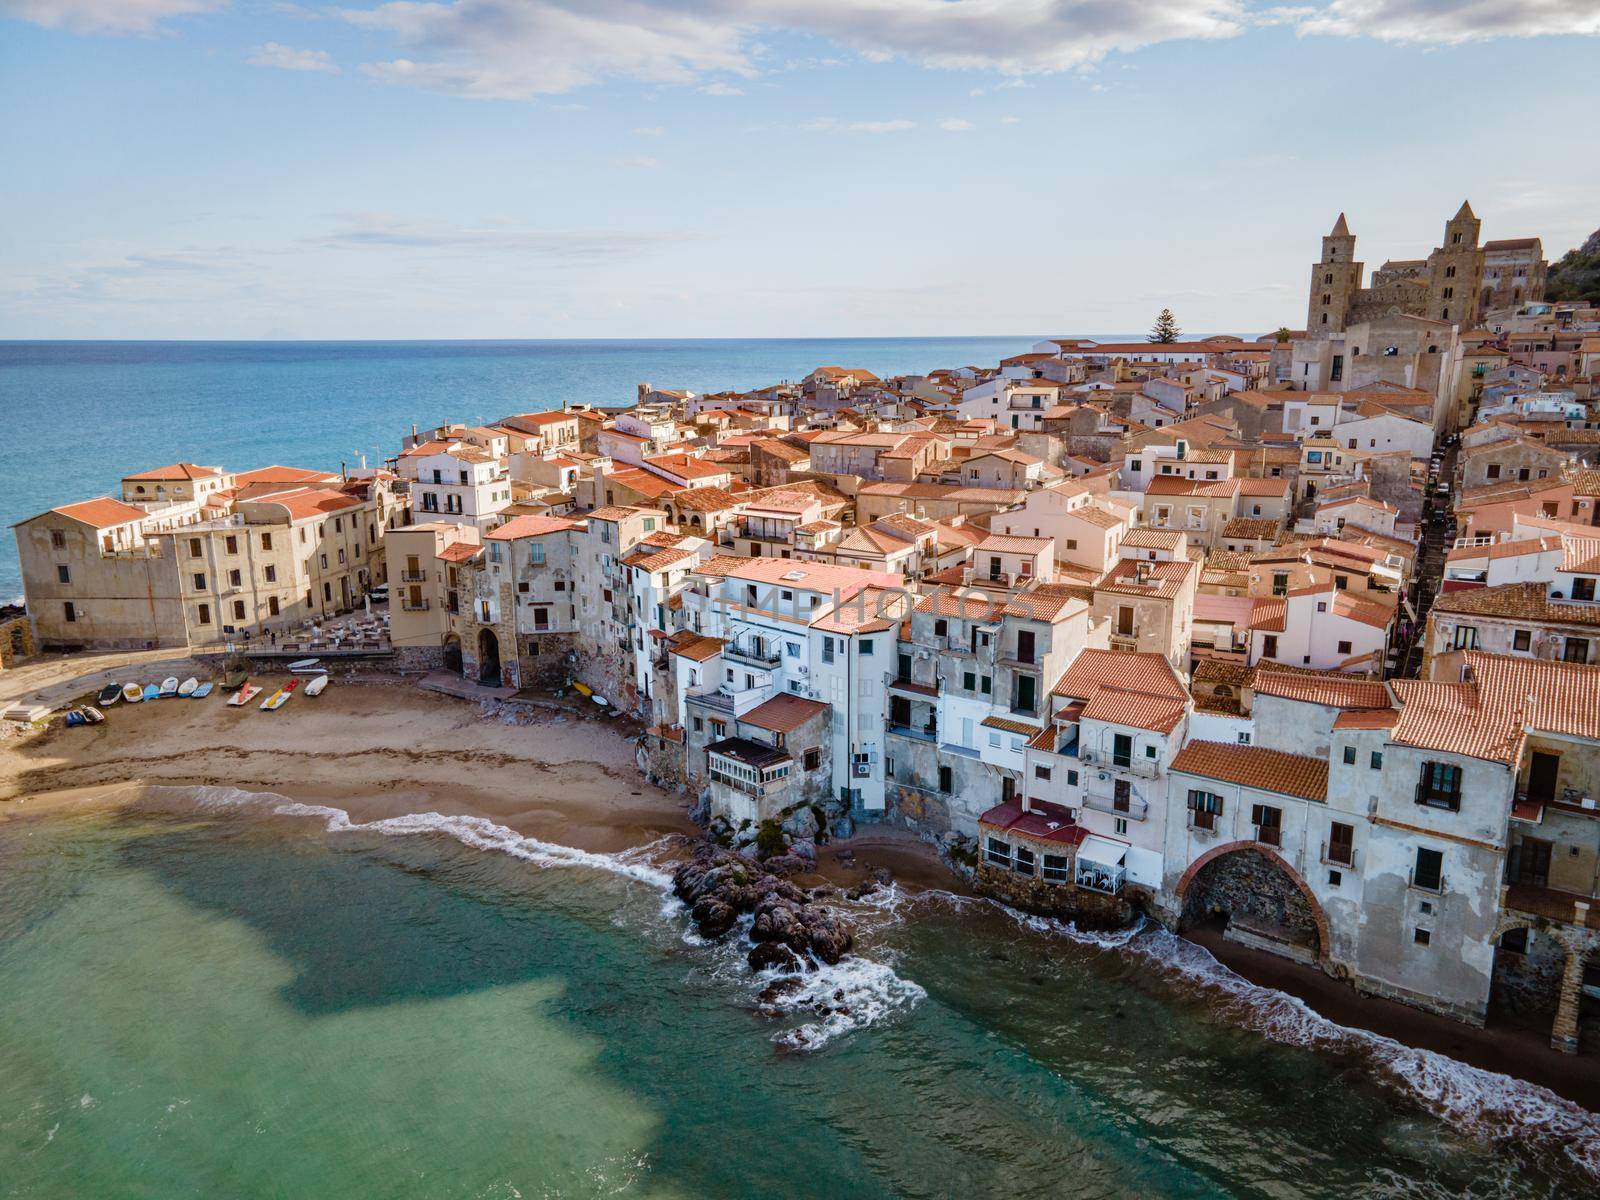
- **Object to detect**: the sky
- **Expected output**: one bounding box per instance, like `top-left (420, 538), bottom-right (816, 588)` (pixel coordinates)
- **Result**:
top-left (2, 1), bottom-right (1598, 340)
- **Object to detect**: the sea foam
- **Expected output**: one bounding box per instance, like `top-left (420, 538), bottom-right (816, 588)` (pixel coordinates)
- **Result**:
top-left (156, 785), bottom-right (925, 1053)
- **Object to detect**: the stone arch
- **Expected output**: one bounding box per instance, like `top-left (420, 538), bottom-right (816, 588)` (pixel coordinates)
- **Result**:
top-left (477, 628), bottom-right (502, 687)
top-left (1175, 841), bottom-right (1331, 964)
top-left (442, 633), bottom-right (463, 675)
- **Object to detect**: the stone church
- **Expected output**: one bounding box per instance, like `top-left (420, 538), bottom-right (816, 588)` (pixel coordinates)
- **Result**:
top-left (1307, 202), bottom-right (1546, 336)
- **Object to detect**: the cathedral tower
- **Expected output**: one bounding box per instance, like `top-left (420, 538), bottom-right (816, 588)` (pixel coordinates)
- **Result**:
top-left (1307, 213), bottom-right (1363, 336)
top-left (1426, 200), bottom-right (1485, 326)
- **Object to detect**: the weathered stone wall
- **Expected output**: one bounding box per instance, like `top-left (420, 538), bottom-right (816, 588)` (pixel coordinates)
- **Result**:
top-left (0, 614), bottom-right (36, 668)
top-left (1181, 849), bottom-right (1320, 950)
top-left (1489, 928), bottom-right (1569, 1021)
top-left (974, 863), bottom-right (1141, 930)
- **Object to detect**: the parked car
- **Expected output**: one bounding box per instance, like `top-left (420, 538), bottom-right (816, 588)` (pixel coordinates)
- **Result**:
top-left (367, 585), bottom-right (390, 604)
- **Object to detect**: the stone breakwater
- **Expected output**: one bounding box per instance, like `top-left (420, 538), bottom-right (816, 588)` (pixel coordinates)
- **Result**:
top-left (672, 843), bottom-right (858, 972)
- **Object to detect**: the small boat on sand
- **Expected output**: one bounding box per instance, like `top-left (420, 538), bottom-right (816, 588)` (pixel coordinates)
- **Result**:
top-left (177, 677), bottom-right (198, 697)
top-left (83, 706), bottom-right (105, 724)
top-left (303, 674), bottom-right (329, 697)
top-left (191, 682), bottom-right (214, 699)
top-left (260, 679), bottom-right (300, 711)
top-left (122, 683), bottom-right (145, 703)
top-left (141, 684), bottom-right (160, 702)
top-left (65, 709), bottom-right (89, 728)
top-left (227, 683), bottom-right (262, 707)
top-left (287, 658), bottom-right (321, 673)
top-left (159, 677), bottom-right (179, 698)
top-left (98, 683), bottom-right (122, 707)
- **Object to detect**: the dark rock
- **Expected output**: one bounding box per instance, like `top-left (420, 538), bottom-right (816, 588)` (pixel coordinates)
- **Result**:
top-left (762, 853), bottom-right (809, 876)
top-left (871, 867), bottom-right (893, 886)
top-left (846, 880), bottom-right (879, 901)
top-left (748, 941), bottom-right (805, 974)
top-left (690, 896), bottom-right (737, 938)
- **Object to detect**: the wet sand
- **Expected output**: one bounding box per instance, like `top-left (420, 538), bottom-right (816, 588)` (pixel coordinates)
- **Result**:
top-left (1190, 926), bottom-right (1600, 1112)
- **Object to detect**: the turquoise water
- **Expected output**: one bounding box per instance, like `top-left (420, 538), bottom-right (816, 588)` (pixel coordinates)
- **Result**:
top-left (2, 789), bottom-right (1596, 1198)
top-left (0, 337), bottom-right (1035, 602)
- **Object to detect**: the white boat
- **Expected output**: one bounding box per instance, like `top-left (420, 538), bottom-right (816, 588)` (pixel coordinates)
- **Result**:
top-left (177, 677), bottom-right (199, 697)
top-left (287, 658), bottom-right (321, 673)
top-left (260, 679), bottom-right (299, 711)
top-left (227, 684), bottom-right (263, 707)
top-left (303, 674), bottom-right (329, 697)
top-left (83, 706), bottom-right (106, 724)
top-left (122, 683), bottom-right (145, 703)
top-left (98, 683), bottom-right (122, 707)
top-left (159, 676), bottom-right (180, 698)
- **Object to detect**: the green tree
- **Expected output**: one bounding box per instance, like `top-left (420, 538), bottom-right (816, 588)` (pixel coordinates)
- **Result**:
top-left (1148, 308), bottom-right (1181, 344)
top-left (1273, 326), bottom-right (1292, 344)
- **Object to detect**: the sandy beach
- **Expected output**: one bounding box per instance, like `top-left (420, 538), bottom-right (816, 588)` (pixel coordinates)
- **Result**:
top-left (0, 659), bottom-right (956, 893)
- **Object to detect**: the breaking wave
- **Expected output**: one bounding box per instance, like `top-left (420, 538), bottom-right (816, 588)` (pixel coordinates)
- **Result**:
top-left (149, 785), bottom-right (924, 1053)
top-left (894, 885), bottom-right (1600, 1182)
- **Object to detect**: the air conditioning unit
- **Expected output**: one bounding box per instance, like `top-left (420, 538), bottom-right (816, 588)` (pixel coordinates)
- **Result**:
top-left (796, 665), bottom-right (809, 675)
top-left (853, 763), bottom-right (870, 777)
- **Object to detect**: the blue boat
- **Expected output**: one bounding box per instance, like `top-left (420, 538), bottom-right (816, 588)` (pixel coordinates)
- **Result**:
top-left (141, 684), bottom-right (160, 702)
top-left (190, 683), bottom-right (214, 699)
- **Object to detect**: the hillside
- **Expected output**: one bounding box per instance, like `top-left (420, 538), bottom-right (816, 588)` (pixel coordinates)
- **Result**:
top-left (1546, 226), bottom-right (1600, 302)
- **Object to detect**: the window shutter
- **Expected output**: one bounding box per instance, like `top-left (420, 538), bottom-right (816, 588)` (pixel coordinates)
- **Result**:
top-left (1415, 762), bottom-right (1430, 805)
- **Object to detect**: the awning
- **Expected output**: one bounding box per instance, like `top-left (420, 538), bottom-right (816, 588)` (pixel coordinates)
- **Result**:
top-left (1077, 835), bottom-right (1128, 870)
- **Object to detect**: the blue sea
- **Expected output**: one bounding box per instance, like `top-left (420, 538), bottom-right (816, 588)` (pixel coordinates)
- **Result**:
top-left (0, 337), bottom-right (1036, 603)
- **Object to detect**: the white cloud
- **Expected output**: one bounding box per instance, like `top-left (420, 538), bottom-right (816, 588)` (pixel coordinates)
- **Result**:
top-left (248, 42), bottom-right (339, 72)
top-left (615, 155), bottom-right (661, 169)
top-left (1289, 1), bottom-right (1600, 43)
top-left (938, 117), bottom-right (973, 131)
top-left (632, 126), bottom-right (665, 136)
top-left (303, 212), bottom-right (679, 260)
top-left (999, 115), bottom-right (1021, 124)
top-left (0, 0), bottom-right (223, 34)
top-left (698, 81), bottom-right (744, 95)
top-left (804, 117), bottom-right (917, 134)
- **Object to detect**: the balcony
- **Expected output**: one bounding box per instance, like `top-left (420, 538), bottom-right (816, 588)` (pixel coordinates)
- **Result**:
top-left (887, 722), bottom-right (939, 743)
top-left (399, 570), bottom-right (428, 583)
top-left (1321, 840), bottom-right (1356, 868)
top-left (1079, 749), bottom-right (1162, 779)
top-left (1082, 790), bottom-right (1149, 821)
top-left (886, 672), bottom-right (940, 698)
top-left (1108, 632), bottom-right (1139, 652)
top-left (400, 598), bottom-right (430, 612)
top-left (1253, 824), bottom-right (1283, 849)
top-left (724, 642), bottom-right (782, 670)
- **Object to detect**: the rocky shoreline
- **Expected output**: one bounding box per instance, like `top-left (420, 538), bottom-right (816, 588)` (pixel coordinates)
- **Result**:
top-left (673, 842), bottom-right (866, 973)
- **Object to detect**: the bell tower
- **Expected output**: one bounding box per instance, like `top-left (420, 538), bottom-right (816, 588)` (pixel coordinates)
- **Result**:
top-left (1427, 200), bottom-right (1485, 326)
top-left (1308, 213), bottom-right (1363, 337)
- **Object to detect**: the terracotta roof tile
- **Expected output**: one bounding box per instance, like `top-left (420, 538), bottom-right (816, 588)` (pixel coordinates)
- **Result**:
top-left (1171, 740), bottom-right (1328, 803)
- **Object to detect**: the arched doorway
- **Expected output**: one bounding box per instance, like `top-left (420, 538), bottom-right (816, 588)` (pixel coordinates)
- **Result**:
top-left (1486, 922), bottom-right (1562, 1034)
top-left (442, 633), bottom-right (463, 675)
top-left (478, 628), bottom-right (501, 687)
top-left (1176, 843), bottom-right (1327, 964)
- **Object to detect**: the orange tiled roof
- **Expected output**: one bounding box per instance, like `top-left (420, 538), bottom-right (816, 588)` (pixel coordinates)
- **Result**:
top-left (1252, 668), bottom-right (1390, 710)
top-left (1171, 740), bottom-right (1328, 803)
top-left (47, 496), bottom-right (150, 528)
top-left (1079, 686), bottom-right (1188, 734)
top-left (122, 462), bottom-right (222, 481)
top-left (741, 693), bottom-right (830, 733)
top-left (486, 515), bottom-right (581, 541)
